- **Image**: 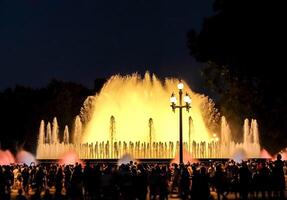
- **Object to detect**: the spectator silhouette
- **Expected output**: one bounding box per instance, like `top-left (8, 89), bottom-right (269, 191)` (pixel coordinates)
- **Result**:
top-left (170, 163), bottom-right (180, 195)
top-left (0, 167), bottom-right (6, 199)
top-left (92, 164), bottom-right (102, 199)
top-left (149, 166), bottom-right (159, 200)
top-left (64, 165), bottom-right (72, 197)
top-left (179, 165), bottom-right (190, 200)
top-left (55, 167), bottom-right (63, 196)
top-left (273, 154), bottom-right (285, 199)
top-left (15, 189), bottom-right (27, 200)
top-left (258, 161), bottom-right (271, 199)
top-left (30, 188), bottom-right (41, 200)
top-left (21, 167), bottom-right (29, 194)
top-left (239, 162), bottom-right (251, 200)
top-left (71, 164), bottom-right (83, 200)
top-left (100, 165), bottom-right (114, 199)
top-left (191, 165), bottom-right (200, 200)
top-left (43, 189), bottom-right (53, 200)
top-left (214, 164), bottom-right (226, 200)
top-left (159, 165), bottom-right (169, 200)
top-left (198, 167), bottom-right (210, 200)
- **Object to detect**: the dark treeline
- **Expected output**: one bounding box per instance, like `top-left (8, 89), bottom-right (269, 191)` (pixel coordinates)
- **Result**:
top-left (187, 0), bottom-right (287, 154)
top-left (0, 79), bottom-right (106, 153)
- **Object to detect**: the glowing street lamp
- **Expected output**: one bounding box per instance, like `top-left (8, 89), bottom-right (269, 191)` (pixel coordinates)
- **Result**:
top-left (170, 81), bottom-right (191, 164)
top-left (212, 133), bottom-right (219, 142)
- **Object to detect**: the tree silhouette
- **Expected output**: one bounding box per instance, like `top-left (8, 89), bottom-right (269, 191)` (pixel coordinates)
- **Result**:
top-left (0, 80), bottom-right (102, 153)
top-left (187, 0), bottom-right (287, 153)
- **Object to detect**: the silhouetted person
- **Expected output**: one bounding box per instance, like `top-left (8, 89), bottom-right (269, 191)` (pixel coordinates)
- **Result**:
top-left (214, 164), bottom-right (226, 200)
top-left (48, 165), bottom-right (56, 188)
top-left (119, 164), bottom-right (134, 200)
top-left (159, 165), bottom-right (169, 200)
top-left (258, 161), bottom-right (271, 199)
top-left (239, 162), bottom-right (251, 200)
top-left (92, 164), bottom-right (102, 199)
top-left (35, 166), bottom-right (45, 192)
top-left (198, 167), bottom-right (210, 200)
top-left (134, 164), bottom-right (148, 200)
top-left (30, 188), bottom-right (41, 200)
top-left (101, 165), bottom-right (114, 200)
top-left (149, 166), bottom-right (160, 200)
top-left (55, 167), bottom-right (63, 196)
top-left (83, 162), bottom-right (93, 199)
top-left (4, 166), bottom-right (13, 197)
top-left (179, 165), bottom-right (190, 200)
top-left (273, 154), bottom-right (285, 199)
top-left (170, 163), bottom-right (180, 195)
top-left (0, 167), bottom-right (6, 199)
top-left (208, 164), bottom-right (216, 191)
top-left (21, 167), bottom-right (29, 193)
top-left (64, 165), bottom-right (72, 197)
top-left (71, 164), bottom-right (83, 200)
top-left (191, 165), bottom-right (200, 200)
top-left (43, 189), bottom-right (53, 200)
top-left (16, 189), bottom-right (27, 200)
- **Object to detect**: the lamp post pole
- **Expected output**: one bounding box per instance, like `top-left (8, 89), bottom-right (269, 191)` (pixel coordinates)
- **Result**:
top-left (170, 81), bottom-right (191, 164)
top-left (179, 87), bottom-right (183, 164)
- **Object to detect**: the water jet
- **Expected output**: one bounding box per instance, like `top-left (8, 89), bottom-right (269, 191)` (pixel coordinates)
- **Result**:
top-left (36, 73), bottom-right (261, 161)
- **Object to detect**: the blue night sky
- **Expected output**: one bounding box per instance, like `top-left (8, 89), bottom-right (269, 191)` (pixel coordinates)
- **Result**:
top-left (0, 0), bottom-right (213, 91)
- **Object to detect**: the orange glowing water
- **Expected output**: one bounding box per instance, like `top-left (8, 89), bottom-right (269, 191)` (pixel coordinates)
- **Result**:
top-left (82, 73), bottom-right (212, 144)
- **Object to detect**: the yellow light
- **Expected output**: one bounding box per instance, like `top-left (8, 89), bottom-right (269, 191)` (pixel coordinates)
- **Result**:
top-left (82, 72), bottom-right (211, 144)
top-left (184, 94), bottom-right (191, 104)
top-left (177, 82), bottom-right (184, 90)
top-left (170, 94), bottom-right (177, 103)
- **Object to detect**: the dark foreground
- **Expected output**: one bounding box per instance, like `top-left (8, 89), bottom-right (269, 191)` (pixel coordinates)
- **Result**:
top-left (2, 155), bottom-right (287, 200)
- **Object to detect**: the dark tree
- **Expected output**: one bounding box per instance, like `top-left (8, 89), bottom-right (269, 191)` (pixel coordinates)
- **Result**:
top-left (188, 0), bottom-right (287, 153)
top-left (0, 80), bottom-right (98, 153)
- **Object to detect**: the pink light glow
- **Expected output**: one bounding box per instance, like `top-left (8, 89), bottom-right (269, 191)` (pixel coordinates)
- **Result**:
top-left (58, 150), bottom-right (83, 166)
top-left (260, 148), bottom-right (273, 159)
top-left (16, 150), bottom-right (36, 165)
top-left (0, 150), bottom-right (15, 165)
top-left (172, 148), bottom-right (199, 164)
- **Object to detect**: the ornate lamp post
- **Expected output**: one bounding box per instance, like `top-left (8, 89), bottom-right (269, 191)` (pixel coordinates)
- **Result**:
top-left (170, 81), bottom-right (191, 164)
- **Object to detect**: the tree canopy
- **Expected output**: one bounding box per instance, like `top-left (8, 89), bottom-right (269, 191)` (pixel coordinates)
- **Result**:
top-left (0, 80), bottom-right (102, 153)
top-left (188, 0), bottom-right (287, 153)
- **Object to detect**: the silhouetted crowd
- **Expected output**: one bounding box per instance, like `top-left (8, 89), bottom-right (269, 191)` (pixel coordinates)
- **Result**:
top-left (0, 154), bottom-right (286, 200)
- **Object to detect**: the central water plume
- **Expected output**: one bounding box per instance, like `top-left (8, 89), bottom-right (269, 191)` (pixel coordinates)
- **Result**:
top-left (36, 72), bottom-right (261, 160)
top-left (82, 72), bottom-right (212, 144)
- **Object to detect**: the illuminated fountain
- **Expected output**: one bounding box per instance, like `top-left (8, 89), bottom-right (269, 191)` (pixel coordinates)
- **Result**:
top-left (16, 150), bottom-right (36, 165)
top-left (0, 150), bottom-right (36, 165)
top-left (36, 72), bottom-right (261, 160)
top-left (0, 150), bottom-right (15, 165)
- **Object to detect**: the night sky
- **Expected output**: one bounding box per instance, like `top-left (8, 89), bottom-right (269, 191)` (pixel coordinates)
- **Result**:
top-left (0, 0), bottom-right (213, 90)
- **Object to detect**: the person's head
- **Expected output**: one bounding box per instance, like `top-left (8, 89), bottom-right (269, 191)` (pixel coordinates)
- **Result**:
top-left (216, 164), bottom-right (222, 171)
top-left (277, 153), bottom-right (282, 161)
top-left (242, 161), bottom-right (248, 168)
top-left (200, 166), bottom-right (206, 174)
